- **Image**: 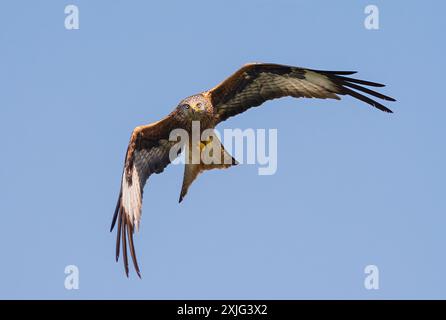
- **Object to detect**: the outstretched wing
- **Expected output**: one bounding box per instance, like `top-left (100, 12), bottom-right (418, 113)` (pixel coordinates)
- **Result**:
top-left (208, 63), bottom-right (396, 123)
top-left (110, 113), bottom-right (184, 277)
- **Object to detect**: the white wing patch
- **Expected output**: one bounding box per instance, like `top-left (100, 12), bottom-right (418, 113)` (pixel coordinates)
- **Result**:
top-left (121, 149), bottom-right (153, 231)
top-left (303, 70), bottom-right (338, 93)
top-left (121, 142), bottom-right (176, 231)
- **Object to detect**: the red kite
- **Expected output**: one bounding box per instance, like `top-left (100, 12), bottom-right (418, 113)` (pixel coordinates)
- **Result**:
top-left (110, 63), bottom-right (395, 277)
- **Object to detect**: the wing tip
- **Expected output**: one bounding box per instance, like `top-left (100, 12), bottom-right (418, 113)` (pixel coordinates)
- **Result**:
top-left (324, 72), bottom-right (396, 113)
top-left (110, 190), bottom-right (122, 232)
top-left (126, 221), bottom-right (142, 279)
top-left (115, 211), bottom-right (144, 278)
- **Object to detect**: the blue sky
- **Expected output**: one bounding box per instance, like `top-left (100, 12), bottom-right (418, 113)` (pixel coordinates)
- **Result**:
top-left (0, 0), bottom-right (445, 299)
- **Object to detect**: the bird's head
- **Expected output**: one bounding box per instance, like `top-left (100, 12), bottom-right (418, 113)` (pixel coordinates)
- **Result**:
top-left (177, 94), bottom-right (212, 119)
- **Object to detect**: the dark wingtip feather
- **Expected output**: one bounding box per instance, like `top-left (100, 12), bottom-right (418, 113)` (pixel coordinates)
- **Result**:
top-left (110, 191), bottom-right (122, 232)
top-left (333, 75), bottom-right (386, 87)
top-left (308, 68), bottom-right (358, 76)
top-left (121, 214), bottom-right (129, 277)
top-left (319, 71), bottom-right (396, 113)
top-left (114, 206), bottom-right (143, 278)
top-left (342, 82), bottom-right (396, 102)
top-left (318, 70), bottom-right (358, 75)
top-left (115, 208), bottom-right (122, 262)
top-left (127, 223), bottom-right (142, 279)
top-left (342, 86), bottom-right (394, 113)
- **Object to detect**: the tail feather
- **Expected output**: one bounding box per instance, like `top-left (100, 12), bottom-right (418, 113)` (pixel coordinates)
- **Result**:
top-left (179, 132), bottom-right (238, 203)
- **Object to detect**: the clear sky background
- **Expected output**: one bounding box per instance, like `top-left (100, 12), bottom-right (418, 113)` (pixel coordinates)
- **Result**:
top-left (0, 0), bottom-right (445, 299)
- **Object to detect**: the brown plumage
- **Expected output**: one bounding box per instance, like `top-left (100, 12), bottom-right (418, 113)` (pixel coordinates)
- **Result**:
top-left (111, 63), bottom-right (396, 277)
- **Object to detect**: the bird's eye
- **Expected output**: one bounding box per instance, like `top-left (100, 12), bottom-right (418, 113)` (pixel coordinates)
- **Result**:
top-left (182, 104), bottom-right (190, 109)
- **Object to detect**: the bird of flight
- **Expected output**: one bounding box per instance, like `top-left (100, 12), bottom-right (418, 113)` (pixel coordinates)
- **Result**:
top-left (110, 63), bottom-right (396, 277)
